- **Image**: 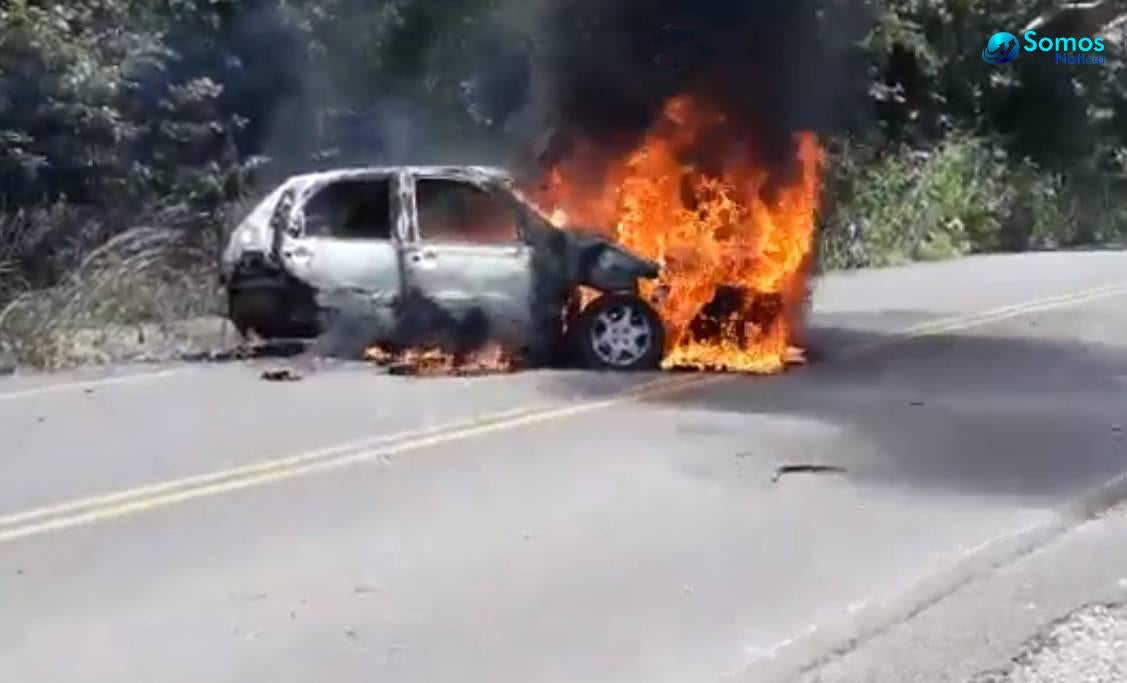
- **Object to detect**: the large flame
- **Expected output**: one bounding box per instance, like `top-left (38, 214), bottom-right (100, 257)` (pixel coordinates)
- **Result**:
top-left (537, 95), bottom-right (823, 373)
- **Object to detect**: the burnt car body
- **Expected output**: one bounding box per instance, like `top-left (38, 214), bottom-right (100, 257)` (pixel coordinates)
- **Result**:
top-left (221, 166), bottom-right (667, 369)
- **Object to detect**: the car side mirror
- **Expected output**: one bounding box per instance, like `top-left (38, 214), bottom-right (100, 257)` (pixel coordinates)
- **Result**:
top-left (269, 188), bottom-right (297, 254)
top-left (271, 188), bottom-right (303, 237)
top-left (515, 209), bottom-right (530, 240)
top-left (287, 212), bottom-right (303, 237)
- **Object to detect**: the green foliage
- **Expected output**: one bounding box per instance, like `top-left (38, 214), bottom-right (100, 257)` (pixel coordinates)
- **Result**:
top-left (821, 135), bottom-right (1008, 268)
top-left (822, 0), bottom-right (1127, 269)
top-left (818, 127), bottom-right (1127, 271)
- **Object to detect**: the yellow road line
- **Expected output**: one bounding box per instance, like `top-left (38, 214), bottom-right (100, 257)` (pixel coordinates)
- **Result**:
top-left (0, 404), bottom-right (542, 529)
top-left (838, 282), bottom-right (1127, 357)
top-left (1, 281), bottom-right (1125, 544)
top-left (0, 373), bottom-right (718, 544)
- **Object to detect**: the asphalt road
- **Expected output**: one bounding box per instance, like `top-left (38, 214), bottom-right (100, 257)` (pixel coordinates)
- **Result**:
top-left (2, 250), bottom-right (1127, 683)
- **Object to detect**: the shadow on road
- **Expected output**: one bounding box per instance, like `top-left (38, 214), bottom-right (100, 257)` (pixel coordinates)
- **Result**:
top-left (540, 313), bottom-right (1127, 503)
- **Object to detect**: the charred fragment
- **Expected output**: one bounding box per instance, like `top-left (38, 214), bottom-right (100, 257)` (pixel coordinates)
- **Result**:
top-left (377, 343), bottom-right (520, 377)
top-left (687, 287), bottom-right (784, 346)
top-left (260, 368), bottom-right (302, 382)
top-left (771, 464), bottom-right (848, 484)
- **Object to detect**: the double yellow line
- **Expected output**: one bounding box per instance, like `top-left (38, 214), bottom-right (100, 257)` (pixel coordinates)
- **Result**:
top-left (0, 373), bottom-right (720, 544)
top-left (1, 281), bottom-right (1126, 545)
top-left (837, 282), bottom-right (1127, 357)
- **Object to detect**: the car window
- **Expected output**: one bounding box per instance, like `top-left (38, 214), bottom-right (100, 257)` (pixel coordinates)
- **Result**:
top-left (302, 178), bottom-right (392, 239)
top-left (416, 179), bottom-right (520, 244)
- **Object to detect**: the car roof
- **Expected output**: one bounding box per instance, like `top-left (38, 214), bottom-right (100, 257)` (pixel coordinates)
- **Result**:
top-left (286, 165), bottom-right (515, 186)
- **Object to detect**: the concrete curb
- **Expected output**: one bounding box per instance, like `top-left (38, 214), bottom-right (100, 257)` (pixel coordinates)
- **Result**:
top-left (1066, 467), bottom-right (1127, 521)
top-left (738, 471), bottom-right (1127, 683)
top-left (742, 519), bottom-right (1067, 682)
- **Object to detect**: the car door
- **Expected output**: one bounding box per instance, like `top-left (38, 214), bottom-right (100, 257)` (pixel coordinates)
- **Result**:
top-left (400, 174), bottom-right (537, 346)
top-left (277, 172), bottom-right (405, 329)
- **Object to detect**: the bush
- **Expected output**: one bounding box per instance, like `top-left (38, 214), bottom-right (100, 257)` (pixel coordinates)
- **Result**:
top-left (0, 224), bottom-right (223, 368)
top-left (817, 133), bottom-right (1127, 271)
top-left (819, 135), bottom-right (1008, 269)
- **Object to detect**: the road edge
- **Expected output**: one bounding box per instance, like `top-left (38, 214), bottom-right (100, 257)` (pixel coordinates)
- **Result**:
top-left (735, 433), bottom-right (1127, 683)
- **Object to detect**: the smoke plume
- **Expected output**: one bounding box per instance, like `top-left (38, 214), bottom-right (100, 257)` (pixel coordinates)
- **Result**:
top-left (522, 0), bottom-right (866, 187)
top-left (246, 0), bottom-right (868, 191)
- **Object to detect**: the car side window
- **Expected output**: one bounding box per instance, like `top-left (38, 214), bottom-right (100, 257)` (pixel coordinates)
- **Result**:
top-left (302, 178), bottom-right (392, 239)
top-left (416, 179), bottom-right (521, 244)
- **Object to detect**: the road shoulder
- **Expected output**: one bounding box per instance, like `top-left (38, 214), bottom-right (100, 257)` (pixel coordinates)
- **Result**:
top-left (798, 506), bottom-right (1127, 683)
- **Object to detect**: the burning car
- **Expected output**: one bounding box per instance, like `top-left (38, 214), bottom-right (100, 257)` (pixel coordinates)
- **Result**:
top-left (220, 166), bottom-right (667, 370)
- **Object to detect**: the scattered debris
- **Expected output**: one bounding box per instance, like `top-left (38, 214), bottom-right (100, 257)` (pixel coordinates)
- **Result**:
top-left (181, 340), bottom-right (309, 363)
top-left (385, 644), bottom-right (405, 660)
top-left (909, 400), bottom-right (925, 407)
top-left (260, 368), bottom-right (302, 382)
top-left (83, 388), bottom-right (95, 395)
top-left (784, 345), bottom-right (807, 366)
top-left (385, 361), bottom-right (514, 378)
top-left (771, 464), bottom-right (848, 483)
top-left (231, 591), bottom-right (268, 603)
top-left (370, 343), bottom-right (519, 378)
top-left (234, 626), bottom-right (265, 640)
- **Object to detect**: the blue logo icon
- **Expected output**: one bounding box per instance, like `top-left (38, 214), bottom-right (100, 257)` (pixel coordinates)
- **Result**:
top-left (983, 32), bottom-right (1020, 64)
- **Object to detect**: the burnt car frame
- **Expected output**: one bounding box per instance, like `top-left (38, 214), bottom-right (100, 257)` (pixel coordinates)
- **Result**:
top-left (221, 166), bottom-right (667, 370)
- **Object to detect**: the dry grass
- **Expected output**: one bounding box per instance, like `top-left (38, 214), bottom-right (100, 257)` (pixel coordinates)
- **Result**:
top-left (0, 226), bottom-right (225, 369)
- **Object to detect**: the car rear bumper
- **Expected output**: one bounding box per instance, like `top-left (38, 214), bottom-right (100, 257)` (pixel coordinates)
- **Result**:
top-left (226, 251), bottom-right (319, 338)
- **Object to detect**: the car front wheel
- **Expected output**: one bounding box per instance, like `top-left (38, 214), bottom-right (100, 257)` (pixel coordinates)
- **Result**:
top-left (570, 293), bottom-right (665, 370)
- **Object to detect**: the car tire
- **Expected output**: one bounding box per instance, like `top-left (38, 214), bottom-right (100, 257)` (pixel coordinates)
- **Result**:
top-left (570, 293), bottom-right (665, 371)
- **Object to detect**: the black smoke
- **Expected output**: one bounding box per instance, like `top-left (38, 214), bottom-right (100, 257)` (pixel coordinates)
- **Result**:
top-left (524, 0), bottom-right (868, 187)
top-left (226, 0), bottom-right (869, 192)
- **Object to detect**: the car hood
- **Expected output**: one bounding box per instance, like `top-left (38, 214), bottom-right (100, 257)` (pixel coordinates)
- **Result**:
top-left (563, 229), bottom-right (660, 291)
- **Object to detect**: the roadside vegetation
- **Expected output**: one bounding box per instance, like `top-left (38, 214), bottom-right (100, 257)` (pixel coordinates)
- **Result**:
top-left (1, 0), bottom-right (1125, 367)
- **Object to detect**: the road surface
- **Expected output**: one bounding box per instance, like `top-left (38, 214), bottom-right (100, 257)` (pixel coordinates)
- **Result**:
top-left (2, 251), bottom-right (1126, 683)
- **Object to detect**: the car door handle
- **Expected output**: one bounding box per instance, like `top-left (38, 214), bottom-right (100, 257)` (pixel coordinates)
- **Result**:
top-left (282, 245), bottom-right (313, 265)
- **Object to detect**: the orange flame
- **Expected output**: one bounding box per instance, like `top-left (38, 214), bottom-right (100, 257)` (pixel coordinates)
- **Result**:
top-left (364, 343), bottom-right (518, 377)
top-left (536, 95), bottom-right (823, 373)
